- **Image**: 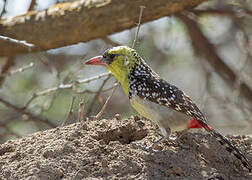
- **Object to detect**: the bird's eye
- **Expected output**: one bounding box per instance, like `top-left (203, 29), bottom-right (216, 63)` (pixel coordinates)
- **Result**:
top-left (109, 54), bottom-right (116, 59)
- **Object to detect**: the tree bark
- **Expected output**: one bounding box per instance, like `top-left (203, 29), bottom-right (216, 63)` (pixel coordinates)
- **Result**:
top-left (0, 0), bottom-right (208, 57)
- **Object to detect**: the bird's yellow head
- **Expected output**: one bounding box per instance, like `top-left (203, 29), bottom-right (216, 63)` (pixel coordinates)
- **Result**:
top-left (85, 46), bottom-right (141, 95)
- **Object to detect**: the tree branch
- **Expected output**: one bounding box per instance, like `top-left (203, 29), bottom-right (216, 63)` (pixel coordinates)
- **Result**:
top-left (0, 0), bottom-right (208, 57)
top-left (0, 0), bottom-right (7, 17)
top-left (177, 13), bottom-right (252, 103)
top-left (85, 74), bottom-right (111, 117)
top-left (28, 0), bottom-right (37, 11)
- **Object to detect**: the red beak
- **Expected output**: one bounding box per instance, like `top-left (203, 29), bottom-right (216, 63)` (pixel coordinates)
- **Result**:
top-left (85, 56), bottom-right (106, 66)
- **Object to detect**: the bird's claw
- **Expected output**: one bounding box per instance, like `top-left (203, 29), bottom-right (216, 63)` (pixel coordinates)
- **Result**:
top-left (168, 136), bottom-right (177, 141)
top-left (131, 142), bottom-right (161, 153)
top-left (169, 137), bottom-right (189, 150)
top-left (176, 142), bottom-right (189, 149)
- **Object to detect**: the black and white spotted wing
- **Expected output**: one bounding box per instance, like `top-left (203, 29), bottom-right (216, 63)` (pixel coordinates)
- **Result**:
top-left (129, 64), bottom-right (207, 125)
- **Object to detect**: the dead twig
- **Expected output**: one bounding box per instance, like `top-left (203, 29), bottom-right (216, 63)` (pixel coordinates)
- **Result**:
top-left (35, 52), bottom-right (59, 76)
top-left (25, 72), bottom-right (111, 108)
top-left (24, 84), bottom-right (72, 108)
top-left (6, 62), bottom-right (34, 76)
top-left (93, 83), bottom-right (119, 120)
top-left (76, 72), bottom-right (111, 84)
top-left (132, 6), bottom-right (145, 49)
top-left (0, 0), bottom-right (7, 17)
top-left (0, 61), bottom-right (34, 89)
top-left (0, 35), bottom-right (34, 51)
top-left (85, 74), bottom-right (112, 117)
top-left (61, 96), bottom-right (76, 126)
top-left (28, 0), bottom-right (37, 11)
top-left (192, 9), bottom-right (235, 16)
top-left (78, 97), bottom-right (85, 122)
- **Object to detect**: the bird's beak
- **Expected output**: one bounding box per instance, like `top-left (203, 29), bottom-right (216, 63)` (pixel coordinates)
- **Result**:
top-left (84, 56), bottom-right (107, 66)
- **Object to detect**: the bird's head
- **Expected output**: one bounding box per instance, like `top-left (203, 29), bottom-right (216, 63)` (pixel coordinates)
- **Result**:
top-left (85, 46), bottom-right (139, 72)
top-left (85, 46), bottom-right (141, 95)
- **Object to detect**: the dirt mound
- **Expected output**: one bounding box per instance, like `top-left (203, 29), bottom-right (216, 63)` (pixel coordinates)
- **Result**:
top-left (0, 116), bottom-right (251, 179)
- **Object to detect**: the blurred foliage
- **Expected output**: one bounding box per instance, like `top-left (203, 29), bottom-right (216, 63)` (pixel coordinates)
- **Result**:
top-left (0, 0), bottom-right (252, 143)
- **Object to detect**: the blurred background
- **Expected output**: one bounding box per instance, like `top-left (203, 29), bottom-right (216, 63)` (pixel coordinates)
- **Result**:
top-left (0, 0), bottom-right (251, 143)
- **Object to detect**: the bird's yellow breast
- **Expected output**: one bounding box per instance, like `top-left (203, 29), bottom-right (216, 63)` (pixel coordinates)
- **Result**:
top-left (130, 98), bottom-right (154, 121)
top-left (130, 95), bottom-right (189, 132)
top-left (130, 95), bottom-right (164, 124)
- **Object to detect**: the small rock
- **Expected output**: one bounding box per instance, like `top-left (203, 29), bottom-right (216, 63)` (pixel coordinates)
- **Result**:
top-left (114, 114), bottom-right (121, 120)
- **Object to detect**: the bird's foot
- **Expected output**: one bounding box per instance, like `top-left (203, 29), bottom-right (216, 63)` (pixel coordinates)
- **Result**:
top-left (176, 141), bottom-right (189, 149)
top-left (131, 142), bottom-right (161, 153)
top-left (168, 136), bottom-right (189, 149)
top-left (168, 136), bottom-right (177, 141)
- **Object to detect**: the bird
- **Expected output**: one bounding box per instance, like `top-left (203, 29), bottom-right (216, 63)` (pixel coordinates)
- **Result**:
top-left (85, 45), bottom-right (251, 172)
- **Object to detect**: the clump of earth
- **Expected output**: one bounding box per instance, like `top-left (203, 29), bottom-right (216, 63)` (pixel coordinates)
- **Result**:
top-left (0, 115), bottom-right (251, 179)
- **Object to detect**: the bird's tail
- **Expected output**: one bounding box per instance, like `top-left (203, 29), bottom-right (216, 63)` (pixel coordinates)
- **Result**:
top-left (202, 122), bottom-right (251, 172)
top-left (188, 117), bottom-right (251, 171)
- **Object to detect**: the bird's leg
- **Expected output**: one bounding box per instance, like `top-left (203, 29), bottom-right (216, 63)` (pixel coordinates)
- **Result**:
top-left (132, 126), bottom-right (170, 152)
top-left (178, 129), bottom-right (188, 138)
top-left (132, 134), bottom-right (168, 153)
top-left (132, 125), bottom-right (189, 151)
top-left (147, 134), bottom-right (168, 151)
top-left (168, 129), bottom-right (189, 149)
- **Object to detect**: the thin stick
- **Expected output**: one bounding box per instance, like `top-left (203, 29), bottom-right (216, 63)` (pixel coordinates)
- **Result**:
top-left (7, 62), bottom-right (34, 76)
top-left (76, 72), bottom-right (111, 84)
top-left (132, 6), bottom-right (145, 49)
top-left (35, 52), bottom-right (58, 76)
top-left (94, 83), bottom-right (119, 120)
top-left (0, 0), bottom-right (6, 17)
top-left (85, 74), bottom-right (111, 117)
top-left (61, 96), bottom-right (76, 126)
top-left (24, 72), bottom-right (111, 107)
top-left (0, 35), bottom-right (34, 51)
top-left (78, 97), bottom-right (85, 122)
top-left (28, 0), bottom-right (36, 11)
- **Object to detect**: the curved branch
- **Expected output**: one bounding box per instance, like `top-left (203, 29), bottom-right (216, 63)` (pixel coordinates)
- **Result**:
top-left (177, 13), bottom-right (252, 104)
top-left (0, 0), bottom-right (208, 57)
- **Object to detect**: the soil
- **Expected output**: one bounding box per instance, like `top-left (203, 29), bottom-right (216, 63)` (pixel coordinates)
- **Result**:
top-left (0, 115), bottom-right (251, 180)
